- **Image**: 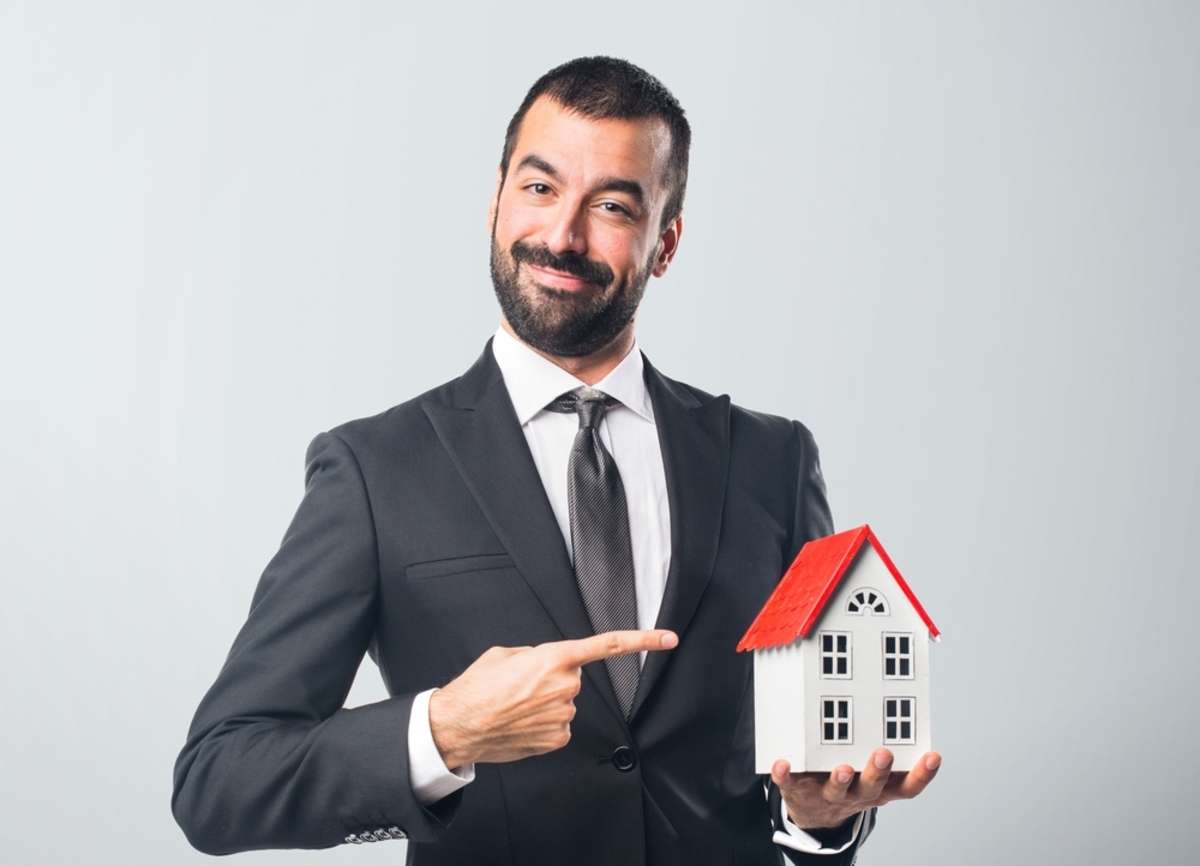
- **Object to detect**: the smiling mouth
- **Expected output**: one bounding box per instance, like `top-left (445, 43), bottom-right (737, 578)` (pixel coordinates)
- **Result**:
top-left (525, 263), bottom-right (594, 290)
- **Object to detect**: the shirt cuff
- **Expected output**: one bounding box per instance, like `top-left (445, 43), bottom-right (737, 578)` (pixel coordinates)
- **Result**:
top-left (407, 687), bottom-right (476, 806)
top-left (773, 801), bottom-right (865, 855)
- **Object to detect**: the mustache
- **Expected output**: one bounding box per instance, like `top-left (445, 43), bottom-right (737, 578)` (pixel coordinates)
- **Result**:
top-left (511, 241), bottom-right (612, 286)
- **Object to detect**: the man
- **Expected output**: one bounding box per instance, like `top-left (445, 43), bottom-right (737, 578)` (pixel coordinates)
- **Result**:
top-left (172, 56), bottom-right (940, 865)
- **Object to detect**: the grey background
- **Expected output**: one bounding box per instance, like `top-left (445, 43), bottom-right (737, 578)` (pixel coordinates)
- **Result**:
top-left (1, 1), bottom-right (1196, 863)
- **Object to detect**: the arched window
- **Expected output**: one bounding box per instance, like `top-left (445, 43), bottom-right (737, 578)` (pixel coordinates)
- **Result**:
top-left (846, 587), bottom-right (889, 616)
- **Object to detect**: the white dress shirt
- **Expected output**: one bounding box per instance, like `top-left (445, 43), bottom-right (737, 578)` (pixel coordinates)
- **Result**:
top-left (404, 324), bottom-right (861, 855)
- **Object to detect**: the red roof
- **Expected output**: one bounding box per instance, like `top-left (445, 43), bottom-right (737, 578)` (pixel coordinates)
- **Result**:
top-left (735, 524), bottom-right (940, 651)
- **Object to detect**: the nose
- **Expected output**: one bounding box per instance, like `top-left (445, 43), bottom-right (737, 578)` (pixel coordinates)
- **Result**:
top-left (544, 202), bottom-right (588, 258)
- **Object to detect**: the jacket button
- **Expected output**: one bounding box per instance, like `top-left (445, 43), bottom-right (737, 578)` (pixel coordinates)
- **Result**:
top-left (360, 830), bottom-right (378, 842)
top-left (386, 825), bottom-right (407, 839)
top-left (345, 833), bottom-right (362, 844)
top-left (611, 745), bottom-right (637, 772)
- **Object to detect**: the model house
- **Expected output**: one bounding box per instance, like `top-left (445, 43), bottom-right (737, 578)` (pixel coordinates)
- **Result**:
top-left (737, 524), bottom-right (940, 772)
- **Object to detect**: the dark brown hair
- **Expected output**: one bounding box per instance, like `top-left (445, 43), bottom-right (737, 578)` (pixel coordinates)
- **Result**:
top-left (500, 56), bottom-right (691, 234)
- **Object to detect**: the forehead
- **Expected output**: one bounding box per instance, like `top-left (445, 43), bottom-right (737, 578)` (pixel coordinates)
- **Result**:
top-left (510, 95), bottom-right (671, 192)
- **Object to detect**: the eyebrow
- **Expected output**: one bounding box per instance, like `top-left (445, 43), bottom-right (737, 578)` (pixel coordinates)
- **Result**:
top-left (514, 153), bottom-right (646, 211)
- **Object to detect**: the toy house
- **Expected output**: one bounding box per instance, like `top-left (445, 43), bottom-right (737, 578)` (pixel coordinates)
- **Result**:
top-left (737, 525), bottom-right (940, 772)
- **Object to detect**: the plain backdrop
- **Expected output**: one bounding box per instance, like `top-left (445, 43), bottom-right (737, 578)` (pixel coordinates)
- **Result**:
top-left (2, 2), bottom-right (1197, 864)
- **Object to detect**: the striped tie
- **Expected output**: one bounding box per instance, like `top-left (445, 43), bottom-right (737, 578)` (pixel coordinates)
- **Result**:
top-left (544, 387), bottom-right (640, 718)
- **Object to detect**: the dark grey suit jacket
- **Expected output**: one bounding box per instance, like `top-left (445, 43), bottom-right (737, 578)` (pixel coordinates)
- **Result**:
top-left (171, 338), bottom-right (877, 865)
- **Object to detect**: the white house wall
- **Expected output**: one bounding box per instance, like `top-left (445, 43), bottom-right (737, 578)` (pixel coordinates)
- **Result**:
top-left (801, 542), bottom-right (932, 771)
top-left (753, 640), bottom-right (806, 773)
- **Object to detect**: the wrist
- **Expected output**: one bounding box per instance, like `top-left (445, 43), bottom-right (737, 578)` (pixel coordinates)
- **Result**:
top-left (428, 687), bottom-right (476, 769)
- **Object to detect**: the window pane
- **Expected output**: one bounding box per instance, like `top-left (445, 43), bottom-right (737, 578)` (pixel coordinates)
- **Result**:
top-left (824, 700), bottom-right (834, 717)
top-left (867, 592), bottom-right (877, 605)
top-left (837, 634), bottom-right (847, 652)
top-left (838, 701), bottom-right (849, 719)
top-left (886, 658), bottom-right (895, 676)
top-left (886, 699), bottom-right (896, 716)
top-left (824, 722), bottom-right (835, 740)
top-left (823, 657), bottom-right (833, 675)
top-left (848, 602), bottom-right (859, 613)
top-left (900, 636), bottom-right (910, 653)
top-left (837, 658), bottom-right (847, 675)
top-left (900, 659), bottom-right (910, 676)
top-left (885, 636), bottom-right (895, 653)
top-left (822, 634), bottom-right (832, 651)
top-left (900, 721), bottom-right (911, 740)
top-left (901, 699), bottom-right (912, 718)
top-left (886, 721), bottom-right (897, 740)
top-left (838, 722), bottom-right (849, 740)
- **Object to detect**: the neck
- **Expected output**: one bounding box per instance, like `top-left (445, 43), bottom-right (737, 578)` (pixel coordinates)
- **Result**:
top-left (500, 319), bottom-right (635, 385)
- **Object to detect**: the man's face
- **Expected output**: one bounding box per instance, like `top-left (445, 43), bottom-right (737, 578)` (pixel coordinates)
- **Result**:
top-left (489, 95), bottom-right (681, 357)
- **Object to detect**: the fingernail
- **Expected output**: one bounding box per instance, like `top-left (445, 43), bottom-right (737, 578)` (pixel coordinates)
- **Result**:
top-left (837, 769), bottom-right (852, 784)
top-left (874, 751), bottom-right (892, 770)
top-left (661, 632), bottom-right (678, 648)
top-left (926, 754), bottom-right (941, 770)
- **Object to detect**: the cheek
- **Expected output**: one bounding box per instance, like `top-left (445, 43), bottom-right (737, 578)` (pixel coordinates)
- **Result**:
top-left (590, 232), bottom-right (641, 270)
top-left (496, 197), bottom-right (547, 240)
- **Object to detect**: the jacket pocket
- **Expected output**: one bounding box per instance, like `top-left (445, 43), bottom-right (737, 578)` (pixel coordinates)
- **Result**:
top-left (405, 552), bottom-right (516, 581)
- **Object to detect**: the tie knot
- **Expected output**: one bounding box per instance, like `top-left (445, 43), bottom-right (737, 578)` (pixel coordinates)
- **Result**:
top-left (544, 387), bottom-right (620, 429)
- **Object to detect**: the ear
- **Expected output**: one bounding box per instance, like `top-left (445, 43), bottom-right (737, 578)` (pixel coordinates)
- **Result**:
top-left (486, 165), bottom-right (503, 237)
top-left (651, 212), bottom-right (684, 278)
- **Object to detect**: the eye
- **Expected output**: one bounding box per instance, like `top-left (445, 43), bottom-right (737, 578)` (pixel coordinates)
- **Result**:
top-left (600, 201), bottom-right (631, 216)
top-left (525, 182), bottom-right (552, 196)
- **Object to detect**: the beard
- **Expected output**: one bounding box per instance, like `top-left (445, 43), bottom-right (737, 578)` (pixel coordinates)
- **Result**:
top-left (490, 231), bottom-right (655, 358)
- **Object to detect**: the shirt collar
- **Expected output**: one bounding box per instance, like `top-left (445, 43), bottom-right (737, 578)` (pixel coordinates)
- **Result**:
top-left (490, 324), bottom-right (655, 426)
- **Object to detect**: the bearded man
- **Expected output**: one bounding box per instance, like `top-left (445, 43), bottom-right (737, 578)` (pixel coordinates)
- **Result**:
top-left (172, 55), bottom-right (940, 866)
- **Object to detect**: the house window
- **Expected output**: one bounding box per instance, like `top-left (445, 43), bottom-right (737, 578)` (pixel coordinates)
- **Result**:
top-left (883, 697), bottom-right (916, 744)
top-left (846, 587), bottom-right (889, 616)
top-left (882, 632), bottom-right (914, 679)
top-left (819, 631), bottom-right (852, 679)
top-left (820, 697), bottom-right (853, 744)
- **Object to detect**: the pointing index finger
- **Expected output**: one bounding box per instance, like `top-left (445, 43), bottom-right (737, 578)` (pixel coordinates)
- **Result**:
top-left (553, 629), bottom-right (678, 668)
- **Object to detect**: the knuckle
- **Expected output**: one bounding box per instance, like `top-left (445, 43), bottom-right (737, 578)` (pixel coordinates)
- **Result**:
top-left (537, 652), bottom-right (563, 676)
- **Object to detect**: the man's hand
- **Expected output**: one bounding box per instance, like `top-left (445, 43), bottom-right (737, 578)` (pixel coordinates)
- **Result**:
top-left (771, 749), bottom-right (941, 831)
top-left (428, 629), bottom-right (678, 768)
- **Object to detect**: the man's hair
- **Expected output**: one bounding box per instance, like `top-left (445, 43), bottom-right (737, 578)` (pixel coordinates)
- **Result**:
top-left (500, 56), bottom-right (690, 235)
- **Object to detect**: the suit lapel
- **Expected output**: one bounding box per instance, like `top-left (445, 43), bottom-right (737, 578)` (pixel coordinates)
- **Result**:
top-left (422, 338), bottom-right (732, 728)
top-left (628, 353), bottom-right (731, 721)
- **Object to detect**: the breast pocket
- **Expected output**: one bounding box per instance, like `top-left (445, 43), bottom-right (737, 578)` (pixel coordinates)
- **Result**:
top-left (404, 552), bottom-right (516, 581)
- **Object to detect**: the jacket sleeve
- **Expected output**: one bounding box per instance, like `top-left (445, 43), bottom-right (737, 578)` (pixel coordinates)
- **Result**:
top-left (171, 431), bottom-right (462, 855)
top-left (764, 421), bottom-right (877, 865)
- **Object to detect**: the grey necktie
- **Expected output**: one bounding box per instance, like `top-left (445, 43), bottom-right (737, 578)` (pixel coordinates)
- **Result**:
top-left (544, 387), bottom-right (640, 718)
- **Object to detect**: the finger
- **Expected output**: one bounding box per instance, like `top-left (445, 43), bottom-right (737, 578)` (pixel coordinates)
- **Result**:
top-left (770, 759), bottom-right (794, 790)
top-left (821, 764), bottom-right (856, 802)
top-left (853, 748), bottom-right (893, 802)
top-left (881, 752), bottom-right (941, 803)
top-left (482, 645), bottom-right (532, 659)
top-left (770, 760), bottom-right (824, 793)
top-left (551, 629), bottom-right (678, 668)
